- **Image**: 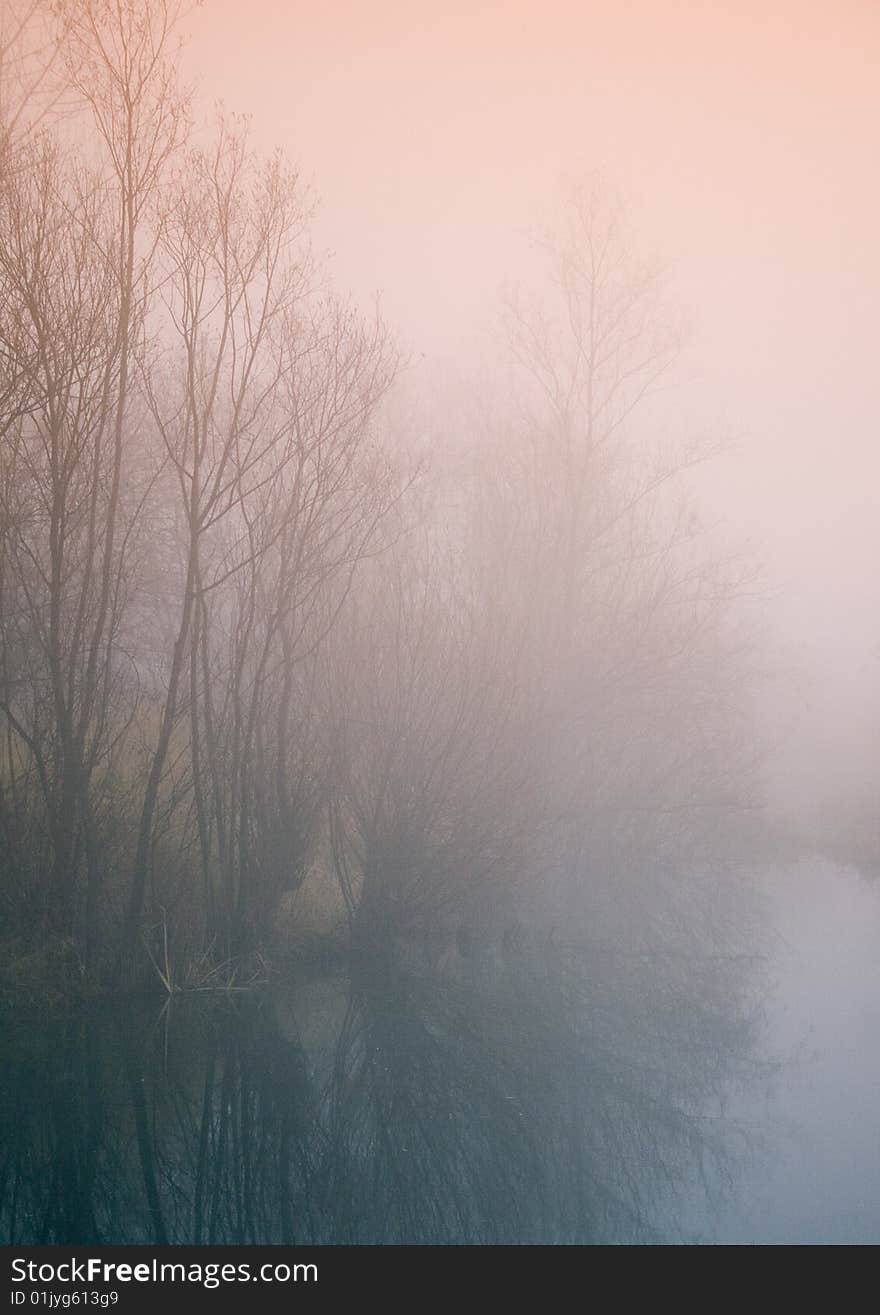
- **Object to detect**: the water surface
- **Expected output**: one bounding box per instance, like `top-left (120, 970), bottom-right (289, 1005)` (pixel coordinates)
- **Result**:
top-left (2, 860), bottom-right (876, 1245)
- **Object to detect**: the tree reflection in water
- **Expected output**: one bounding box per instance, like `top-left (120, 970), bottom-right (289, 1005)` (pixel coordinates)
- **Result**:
top-left (0, 937), bottom-right (761, 1244)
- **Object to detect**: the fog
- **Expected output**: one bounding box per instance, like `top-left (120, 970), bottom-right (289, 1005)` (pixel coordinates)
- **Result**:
top-left (0, 0), bottom-right (878, 1246)
top-left (183, 0), bottom-right (880, 829)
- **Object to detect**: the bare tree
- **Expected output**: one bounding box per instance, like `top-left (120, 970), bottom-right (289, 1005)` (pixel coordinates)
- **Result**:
top-left (0, 1), bottom-right (189, 979)
top-left (0, 1), bottom-right (68, 152)
top-left (495, 183), bottom-right (761, 938)
top-left (322, 183), bottom-right (760, 960)
top-left (122, 117), bottom-right (399, 960)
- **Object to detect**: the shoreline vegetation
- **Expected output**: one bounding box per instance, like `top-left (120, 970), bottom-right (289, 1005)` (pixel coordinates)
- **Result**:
top-left (0, 3), bottom-right (801, 1049)
top-left (2, 821), bottom-right (865, 1016)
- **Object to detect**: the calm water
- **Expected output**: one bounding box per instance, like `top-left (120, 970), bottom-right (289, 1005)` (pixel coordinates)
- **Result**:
top-left (675, 857), bottom-right (880, 1244)
top-left (2, 859), bottom-right (877, 1244)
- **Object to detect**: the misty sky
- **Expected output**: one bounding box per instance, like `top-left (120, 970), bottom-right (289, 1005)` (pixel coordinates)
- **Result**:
top-left (183, 0), bottom-right (880, 811)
